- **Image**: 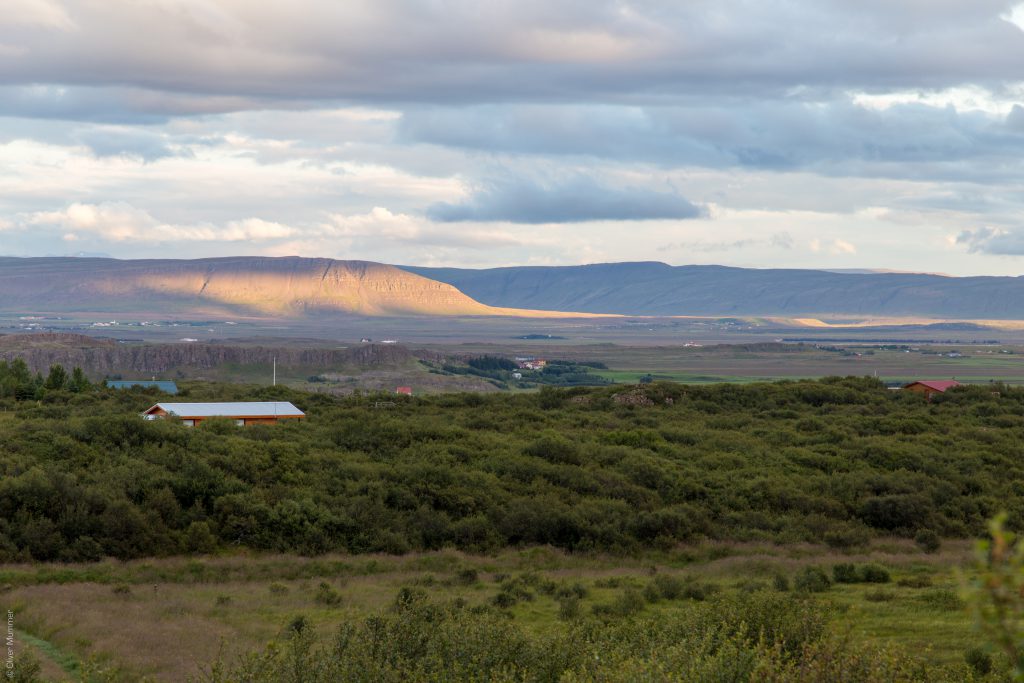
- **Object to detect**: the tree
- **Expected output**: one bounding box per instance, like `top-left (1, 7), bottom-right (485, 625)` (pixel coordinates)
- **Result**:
top-left (44, 364), bottom-right (69, 390)
top-left (69, 367), bottom-right (91, 393)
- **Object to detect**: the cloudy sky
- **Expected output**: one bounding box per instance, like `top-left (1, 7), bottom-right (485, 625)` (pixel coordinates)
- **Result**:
top-left (3, 1), bottom-right (1024, 274)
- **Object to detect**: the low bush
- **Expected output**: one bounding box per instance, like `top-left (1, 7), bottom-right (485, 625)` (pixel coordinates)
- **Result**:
top-left (794, 567), bottom-right (831, 593)
top-left (314, 581), bottom-right (342, 606)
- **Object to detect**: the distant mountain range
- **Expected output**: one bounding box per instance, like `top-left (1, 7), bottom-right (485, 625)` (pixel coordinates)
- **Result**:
top-left (407, 262), bottom-right (1024, 320)
top-left (0, 256), bottom-right (577, 318)
top-left (1, 256), bottom-right (1023, 321)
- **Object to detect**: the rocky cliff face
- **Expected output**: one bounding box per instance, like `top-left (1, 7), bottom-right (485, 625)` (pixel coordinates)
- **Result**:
top-left (0, 256), bottom-right (573, 318)
top-left (0, 333), bottom-right (412, 375)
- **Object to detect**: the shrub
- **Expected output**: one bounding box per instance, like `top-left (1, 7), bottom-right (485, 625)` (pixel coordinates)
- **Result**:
top-left (832, 563), bottom-right (859, 584)
top-left (772, 574), bottom-right (790, 592)
top-left (864, 589), bottom-right (896, 602)
top-left (491, 591), bottom-right (518, 609)
top-left (794, 567), bottom-right (831, 593)
top-left (454, 568), bottom-right (479, 586)
top-left (964, 647), bottom-right (992, 675)
top-left (557, 595), bottom-right (581, 621)
top-left (593, 588), bottom-right (646, 619)
top-left (860, 564), bottom-right (891, 584)
top-left (286, 615), bottom-right (308, 634)
top-left (184, 521), bottom-right (217, 554)
top-left (896, 576), bottom-right (932, 588)
top-left (269, 582), bottom-right (289, 595)
top-left (823, 525), bottom-right (872, 549)
top-left (681, 580), bottom-right (719, 601)
top-left (554, 582), bottom-right (588, 600)
top-left (315, 581), bottom-right (342, 606)
top-left (644, 574), bottom-right (686, 602)
top-left (915, 529), bottom-right (942, 553)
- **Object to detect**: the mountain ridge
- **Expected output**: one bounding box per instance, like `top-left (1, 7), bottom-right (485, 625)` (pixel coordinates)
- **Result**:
top-left (0, 256), bottom-right (595, 318)
top-left (405, 261), bottom-right (1024, 319)
top-left (4, 256), bottom-right (1024, 321)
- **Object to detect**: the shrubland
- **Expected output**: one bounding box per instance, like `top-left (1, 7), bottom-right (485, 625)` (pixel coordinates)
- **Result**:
top-left (1, 369), bottom-right (1023, 561)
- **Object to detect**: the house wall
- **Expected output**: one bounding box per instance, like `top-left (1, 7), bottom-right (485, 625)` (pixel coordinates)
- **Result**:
top-left (905, 383), bottom-right (940, 398)
top-left (154, 414), bottom-right (303, 426)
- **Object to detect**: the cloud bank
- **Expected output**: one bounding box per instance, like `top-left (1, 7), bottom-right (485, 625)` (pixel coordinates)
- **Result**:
top-left (1, 1), bottom-right (1024, 273)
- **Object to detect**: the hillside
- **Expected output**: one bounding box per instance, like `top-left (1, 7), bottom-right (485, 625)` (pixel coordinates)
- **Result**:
top-left (0, 333), bottom-right (413, 375)
top-left (0, 256), bottom-right (587, 318)
top-left (8, 256), bottom-right (1024, 321)
top-left (406, 262), bottom-right (1024, 319)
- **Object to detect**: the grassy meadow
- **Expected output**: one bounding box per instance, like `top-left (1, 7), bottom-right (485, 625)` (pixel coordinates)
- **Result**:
top-left (0, 540), bottom-right (996, 681)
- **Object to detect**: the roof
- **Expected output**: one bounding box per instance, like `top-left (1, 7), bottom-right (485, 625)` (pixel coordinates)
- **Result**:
top-left (107, 380), bottom-right (179, 394)
top-left (142, 401), bottom-right (304, 418)
top-left (905, 380), bottom-right (961, 392)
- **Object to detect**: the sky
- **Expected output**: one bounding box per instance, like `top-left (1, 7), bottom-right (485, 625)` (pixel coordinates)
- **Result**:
top-left (3, 1), bottom-right (1024, 275)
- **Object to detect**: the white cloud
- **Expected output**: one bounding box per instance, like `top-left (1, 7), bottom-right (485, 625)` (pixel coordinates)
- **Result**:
top-left (1003, 3), bottom-right (1024, 32)
top-left (323, 208), bottom-right (541, 248)
top-left (24, 202), bottom-right (297, 243)
top-left (2, 0), bottom-right (76, 31)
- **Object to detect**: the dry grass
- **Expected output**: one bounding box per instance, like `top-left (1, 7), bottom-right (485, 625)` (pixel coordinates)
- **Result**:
top-left (0, 541), bottom-right (979, 681)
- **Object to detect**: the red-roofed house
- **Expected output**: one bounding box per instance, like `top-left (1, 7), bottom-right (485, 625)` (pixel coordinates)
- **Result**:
top-left (904, 380), bottom-right (961, 399)
top-left (396, 386), bottom-right (413, 396)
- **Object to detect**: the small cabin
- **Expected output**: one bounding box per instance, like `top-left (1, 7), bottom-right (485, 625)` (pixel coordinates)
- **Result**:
top-left (903, 380), bottom-right (961, 399)
top-left (141, 401), bottom-right (305, 427)
top-left (107, 380), bottom-right (179, 394)
top-left (396, 386), bottom-right (413, 396)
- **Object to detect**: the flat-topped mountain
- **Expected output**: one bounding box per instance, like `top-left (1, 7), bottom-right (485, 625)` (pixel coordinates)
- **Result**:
top-left (0, 256), bottom-right (576, 318)
top-left (407, 262), bottom-right (1024, 320)
top-left (5, 256), bottom-right (1024, 321)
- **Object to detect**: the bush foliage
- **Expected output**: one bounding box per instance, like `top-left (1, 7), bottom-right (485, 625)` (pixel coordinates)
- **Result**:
top-left (197, 588), bottom-right (978, 682)
top-left (1, 373), bottom-right (1023, 561)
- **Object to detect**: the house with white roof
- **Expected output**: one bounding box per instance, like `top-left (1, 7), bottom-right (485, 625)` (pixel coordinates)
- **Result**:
top-left (141, 401), bottom-right (305, 427)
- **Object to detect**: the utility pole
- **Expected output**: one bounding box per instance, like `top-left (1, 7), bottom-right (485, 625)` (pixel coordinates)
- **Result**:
top-left (273, 356), bottom-right (277, 386)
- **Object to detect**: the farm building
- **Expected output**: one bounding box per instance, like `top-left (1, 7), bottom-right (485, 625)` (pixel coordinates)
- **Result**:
top-left (106, 380), bottom-right (179, 394)
top-left (141, 401), bottom-right (304, 427)
top-left (396, 386), bottom-right (413, 396)
top-left (903, 380), bottom-right (961, 399)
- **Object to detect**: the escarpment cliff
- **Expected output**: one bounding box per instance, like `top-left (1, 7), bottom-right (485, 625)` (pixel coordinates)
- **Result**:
top-left (0, 256), bottom-right (590, 318)
top-left (0, 333), bottom-right (413, 375)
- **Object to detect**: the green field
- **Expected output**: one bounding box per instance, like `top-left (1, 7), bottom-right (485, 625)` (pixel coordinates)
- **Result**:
top-left (0, 541), bottom-right (996, 681)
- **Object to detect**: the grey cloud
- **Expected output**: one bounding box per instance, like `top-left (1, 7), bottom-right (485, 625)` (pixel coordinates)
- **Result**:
top-left (0, 85), bottom-right (275, 124)
top-left (73, 128), bottom-right (181, 161)
top-left (427, 176), bottom-right (703, 223)
top-left (401, 100), bottom-right (1024, 175)
top-left (0, 2), bottom-right (1023, 116)
top-left (956, 227), bottom-right (1024, 255)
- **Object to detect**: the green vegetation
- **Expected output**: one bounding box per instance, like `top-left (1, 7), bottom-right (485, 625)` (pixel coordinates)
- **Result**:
top-left (0, 358), bottom-right (91, 399)
top-left (6, 364), bottom-right (1024, 679)
top-left (3, 372), bottom-right (1024, 562)
top-left (428, 356), bottom-right (612, 389)
top-left (200, 587), bottom-right (981, 682)
top-left (0, 544), bottom-right (1002, 681)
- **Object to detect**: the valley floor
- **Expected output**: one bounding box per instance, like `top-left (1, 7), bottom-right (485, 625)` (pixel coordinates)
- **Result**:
top-left (0, 540), bottom-right (984, 681)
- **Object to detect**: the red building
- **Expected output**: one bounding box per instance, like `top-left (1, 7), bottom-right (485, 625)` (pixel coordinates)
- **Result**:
top-left (396, 386), bottom-right (413, 396)
top-left (141, 401), bottom-right (305, 426)
top-left (903, 380), bottom-right (960, 399)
